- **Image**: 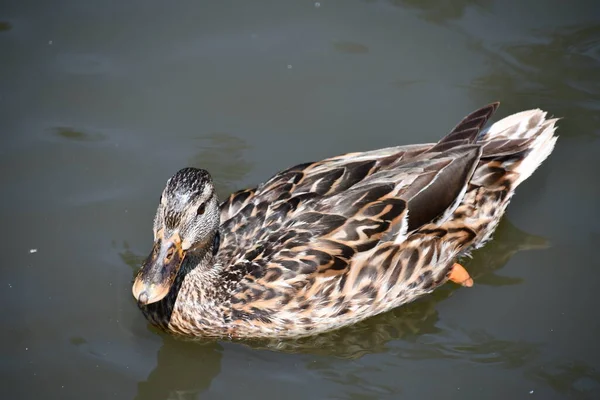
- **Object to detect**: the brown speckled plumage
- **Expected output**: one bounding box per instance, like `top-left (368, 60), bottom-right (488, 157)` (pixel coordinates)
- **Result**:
top-left (133, 103), bottom-right (558, 338)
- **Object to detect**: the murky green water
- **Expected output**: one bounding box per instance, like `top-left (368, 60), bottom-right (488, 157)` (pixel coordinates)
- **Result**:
top-left (2, 1), bottom-right (600, 399)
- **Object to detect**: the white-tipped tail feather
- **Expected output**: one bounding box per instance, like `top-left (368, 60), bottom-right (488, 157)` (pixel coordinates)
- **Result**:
top-left (483, 109), bottom-right (558, 187)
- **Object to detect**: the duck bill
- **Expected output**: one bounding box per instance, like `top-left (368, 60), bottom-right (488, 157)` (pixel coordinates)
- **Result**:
top-left (132, 232), bottom-right (185, 305)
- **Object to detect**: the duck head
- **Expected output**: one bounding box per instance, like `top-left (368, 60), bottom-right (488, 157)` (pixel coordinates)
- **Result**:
top-left (132, 167), bottom-right (220, 305)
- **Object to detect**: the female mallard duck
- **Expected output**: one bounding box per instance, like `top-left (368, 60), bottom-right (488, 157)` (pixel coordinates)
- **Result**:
top-left (133, 103), bottom-right (558, 339)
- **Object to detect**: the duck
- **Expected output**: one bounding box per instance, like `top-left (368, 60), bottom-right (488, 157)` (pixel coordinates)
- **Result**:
top-left (132, 102), bottom-right (558, 339)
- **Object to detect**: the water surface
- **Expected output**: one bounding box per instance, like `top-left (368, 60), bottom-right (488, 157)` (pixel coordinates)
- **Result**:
top-left (2, 0), bottom-right (600, 399)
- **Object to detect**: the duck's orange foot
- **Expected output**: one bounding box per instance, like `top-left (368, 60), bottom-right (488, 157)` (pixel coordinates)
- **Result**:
top-left (449, 263), bottom-right (473, 287)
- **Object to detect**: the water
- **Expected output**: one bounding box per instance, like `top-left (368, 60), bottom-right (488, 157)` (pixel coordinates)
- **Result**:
top-left (2, 0), bottom-right (599, 398)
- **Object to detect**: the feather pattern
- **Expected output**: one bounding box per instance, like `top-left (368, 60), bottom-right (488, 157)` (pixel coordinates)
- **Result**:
top-left (135, 103), bottom-right (558, 338)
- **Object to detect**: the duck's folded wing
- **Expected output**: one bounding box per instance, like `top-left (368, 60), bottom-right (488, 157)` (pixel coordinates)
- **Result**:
top-left (325, 144), bottom-right (483, 237)
top-left (224, 144), bottom-right (482, 286)
top-left (219, 142), bottom-right (436, 223)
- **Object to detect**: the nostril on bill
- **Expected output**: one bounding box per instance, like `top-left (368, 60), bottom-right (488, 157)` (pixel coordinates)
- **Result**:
top-left (164, 246), bottom-right (175, 262)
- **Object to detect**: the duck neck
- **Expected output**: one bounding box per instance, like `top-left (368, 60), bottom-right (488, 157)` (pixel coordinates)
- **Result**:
top-left (139, 231), bottom-right (221, 330)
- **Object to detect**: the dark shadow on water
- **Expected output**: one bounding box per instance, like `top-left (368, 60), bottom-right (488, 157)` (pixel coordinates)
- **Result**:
top-left (133, 336), bottom-right (223, 400)
top-left (461, 217), bottom-right (547, 287)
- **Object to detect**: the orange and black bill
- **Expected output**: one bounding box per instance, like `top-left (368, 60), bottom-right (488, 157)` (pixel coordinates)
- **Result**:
top-left (132, 232), bottom-right (185, 305)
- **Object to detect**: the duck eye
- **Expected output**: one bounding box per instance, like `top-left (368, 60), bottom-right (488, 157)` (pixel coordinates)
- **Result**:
top-left (197, 203), bottom-right (206, 215)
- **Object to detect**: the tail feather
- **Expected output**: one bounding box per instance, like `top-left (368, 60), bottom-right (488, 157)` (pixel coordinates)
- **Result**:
top-left (455, 106), bottom-right (558, 250)
top-left (476, 109), bottom-right (559, 188)
top-left (480, 109), bottom-right (549, 141)
top-left (511, 118), bottom-right (558, 187)
top-left (430, 102), bottom-right (499, 152)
